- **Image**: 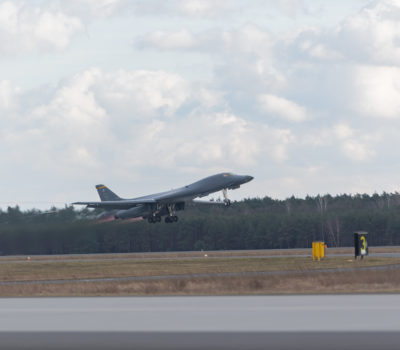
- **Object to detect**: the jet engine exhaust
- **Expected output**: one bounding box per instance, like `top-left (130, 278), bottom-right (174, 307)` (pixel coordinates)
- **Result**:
top-left (96, 216), bottom-right (117, 223)
top-left (115, 205), bottom-right (149, 220)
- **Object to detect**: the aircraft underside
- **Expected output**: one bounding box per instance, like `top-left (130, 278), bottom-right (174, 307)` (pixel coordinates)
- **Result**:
top-left (145, 202), bottom-right (185, 224)
top-left (109, 202), bottom-right (186, 223)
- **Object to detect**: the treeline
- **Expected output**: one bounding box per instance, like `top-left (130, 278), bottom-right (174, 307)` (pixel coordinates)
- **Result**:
top-left (1, 192), bottom-right (400, 255)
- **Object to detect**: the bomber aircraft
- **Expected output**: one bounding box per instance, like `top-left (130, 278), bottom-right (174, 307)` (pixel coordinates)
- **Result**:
top-left (73, 172), bottom-right (253, 223)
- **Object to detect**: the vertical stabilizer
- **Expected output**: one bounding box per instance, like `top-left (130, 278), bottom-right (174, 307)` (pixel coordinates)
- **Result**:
top-left (95, 184), bottom-right (121, 201)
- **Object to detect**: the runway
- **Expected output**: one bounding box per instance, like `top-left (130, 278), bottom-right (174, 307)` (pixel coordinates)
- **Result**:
top-left (1, 295), bottom-right (400, 349)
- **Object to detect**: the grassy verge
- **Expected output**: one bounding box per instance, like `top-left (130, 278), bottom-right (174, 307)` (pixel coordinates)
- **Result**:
top-left (0, 245), bottom-right (399, 263)
top-left (0, 256), bottom-right (398, 282)
top-left (1, 268), bottom-right (400, 297)
top-left (0, 255), bottom-right (399, 296)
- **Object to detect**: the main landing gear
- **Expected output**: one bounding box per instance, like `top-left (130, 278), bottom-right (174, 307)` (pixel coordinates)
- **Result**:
top-left (147, 203), bottom-right (179, 224)
top-left (147, 215), bottom-right (178, 223)
top-left (165, 216), bottom-right (178, 223)
top-left (147, 216), bottom-right (161, 223)
top-left (222, 188), bottom-right (231, 206)
top-left (165, 204), bottom-right (178, 223)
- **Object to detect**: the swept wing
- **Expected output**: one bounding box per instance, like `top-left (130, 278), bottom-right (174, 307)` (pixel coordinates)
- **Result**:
top-left (73, 198), bottom-right (156, 209)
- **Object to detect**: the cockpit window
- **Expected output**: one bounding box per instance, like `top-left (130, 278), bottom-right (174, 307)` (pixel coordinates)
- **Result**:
top-left (223, 173), bottom-right (234, 177)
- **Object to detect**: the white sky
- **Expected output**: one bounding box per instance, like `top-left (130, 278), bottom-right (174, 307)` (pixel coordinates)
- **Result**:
top-left (1, 0), bottom-right (400, 209)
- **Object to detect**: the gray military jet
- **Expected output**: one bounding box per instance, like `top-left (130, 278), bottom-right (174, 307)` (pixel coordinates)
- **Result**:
top-left (73, 172), bottom-right (253, 223)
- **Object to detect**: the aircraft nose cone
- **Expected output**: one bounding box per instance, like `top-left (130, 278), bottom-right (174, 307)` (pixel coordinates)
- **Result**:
top-left (244, 175), bottom-right (254, 183)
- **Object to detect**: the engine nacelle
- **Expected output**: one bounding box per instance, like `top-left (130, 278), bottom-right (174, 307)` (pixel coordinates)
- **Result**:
top-left (97, 210), bottom-right (118, 220)
top-left (96, 210), bottom-right (118, 222)
top-left (115, 205), bottom-right (149, 220)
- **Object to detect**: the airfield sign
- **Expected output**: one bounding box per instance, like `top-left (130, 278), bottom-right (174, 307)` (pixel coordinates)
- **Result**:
top-left (354, 231), bottom-right (368, 259)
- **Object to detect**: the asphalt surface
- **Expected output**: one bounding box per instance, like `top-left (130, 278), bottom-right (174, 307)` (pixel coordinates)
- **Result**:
top-left (1, 295), bottom-right (400, 349)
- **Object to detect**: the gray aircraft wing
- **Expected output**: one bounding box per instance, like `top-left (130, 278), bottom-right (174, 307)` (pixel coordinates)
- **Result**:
top-left (192, 199), bottom-right (226, 205)
top-left (73, 199), bottom-right (156, 209)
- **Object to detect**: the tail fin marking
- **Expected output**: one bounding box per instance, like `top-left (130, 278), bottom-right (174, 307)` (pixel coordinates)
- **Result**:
top-left (95, 184), bottom-right (121, 201)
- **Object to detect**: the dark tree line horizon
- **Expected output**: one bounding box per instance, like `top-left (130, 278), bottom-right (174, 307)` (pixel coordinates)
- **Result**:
top-left (1, 192), bottom-right (400, 255)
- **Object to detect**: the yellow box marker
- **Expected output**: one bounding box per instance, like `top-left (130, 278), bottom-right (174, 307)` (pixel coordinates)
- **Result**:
top-left (312, 241), bottom-right (325, 261)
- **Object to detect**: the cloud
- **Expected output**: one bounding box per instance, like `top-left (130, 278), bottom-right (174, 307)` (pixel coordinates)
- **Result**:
top-left (137, 24), bottom-right (285, 96)
top-left (137, 23), bottom-right (273, 55)
top-left (298, 39), bottom-right (343, 61)
top-left (137, 29), bottom-right (198, 51)
top-left (94, 69), bottom-right (191, 119)
top-left (120, 112), bottom-right (294, 169)
top-left (0, 1), bottom-right (83, 55)
top-left (340, 139), bottom-right (375, 162)
top-left (285, 1), bottom-right (400, 65)
top-left (54, 0), bottom-right (130, 19)
top-left (0, 67), bottom-right (295, 199)
top-left (177, 0), bottom-right (229, 18)
top-left (334, 124), bottom-right (354, 139)
top-left (0, 80), bottom-right (20, 110)
top-left (258, 94), bottom-right (308, 122)
top-left (352, 65), bottom-right (400, 119)
top-left (334, 0), bottom-right (400, 65)
top-left (276, 0), bottom-right (307, 17)
top-left (333, 123), bottom-right (376, 162)
top-left (4, 0), bottom-right (400, 205)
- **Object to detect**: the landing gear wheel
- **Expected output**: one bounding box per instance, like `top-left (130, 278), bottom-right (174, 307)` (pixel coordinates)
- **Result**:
top-left (165, 216), bottom-right (178, 223)
top-left (148, 216), bottom-right (160, 223)
top-left (224, 199), bottom-right (231, 207)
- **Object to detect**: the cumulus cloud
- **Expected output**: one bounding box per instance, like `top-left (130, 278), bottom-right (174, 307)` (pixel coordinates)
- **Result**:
top-left (137, 24), bottom-right (274, 54)
top-left (0, 1), bottom-right (83, 55)
top-left (258, 94), bottom-right (307, 122)
top-left (4, 0), bottom-right (400, 205)
top-left (0, 67), bottom-right (295, 202)
top-left (334, 0), bottom-right (400, 65)
top-left (333, 123), bottom-right (376, 162)
top-left (352, 65), bottom-right (400, 119)
top-left (120, 112), bottom-right (294, 169)
top-left (93, 69), bottom-right (191, 119)
top-left (299, 39), bottom-right (343, 61)
top-left (340, 139), bottom-right (374, 162)
top-left (33, 68), bottom-right (108, 135)
top-left (137, 23), bottom-right (284, 96)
